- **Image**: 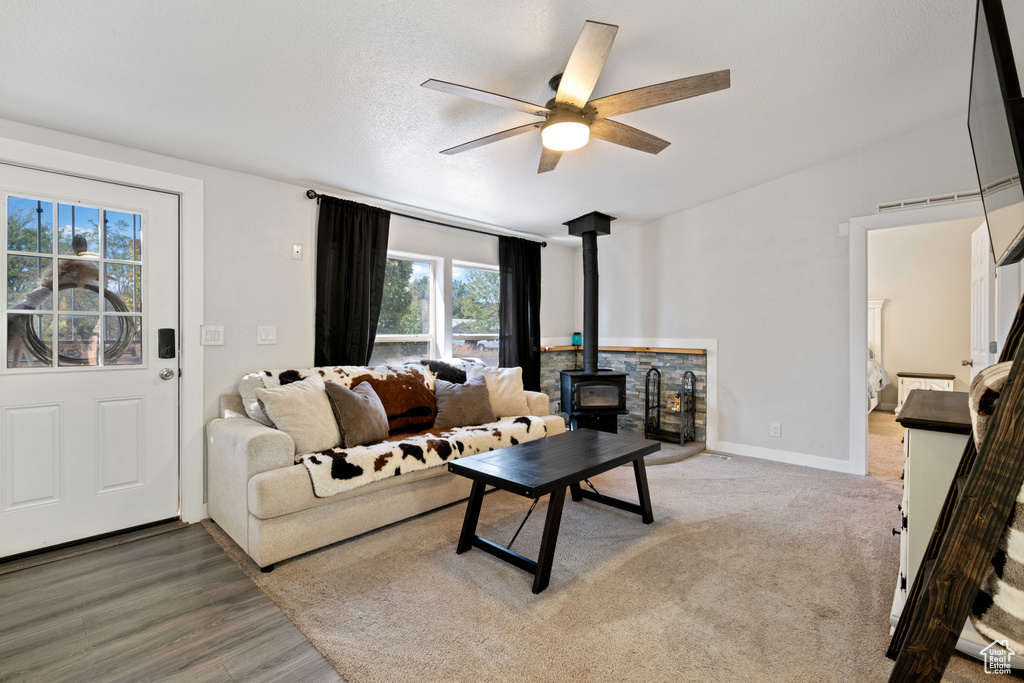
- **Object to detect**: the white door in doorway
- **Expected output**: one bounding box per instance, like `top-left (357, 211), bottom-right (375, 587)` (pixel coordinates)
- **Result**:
top-left (970, 222), bottom-right (997, 379)
top-left (0, 164), bottom-right (179, 557)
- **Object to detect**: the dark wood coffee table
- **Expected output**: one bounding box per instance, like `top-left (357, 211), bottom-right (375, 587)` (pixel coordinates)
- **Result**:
top-left (447, 428), bottom-right (660, 593)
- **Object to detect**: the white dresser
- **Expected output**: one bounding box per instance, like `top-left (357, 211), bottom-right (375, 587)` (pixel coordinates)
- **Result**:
top-left (895, 372), bottom-right (955, 413)
top-left (889, 390), bottom-right (1013, 666)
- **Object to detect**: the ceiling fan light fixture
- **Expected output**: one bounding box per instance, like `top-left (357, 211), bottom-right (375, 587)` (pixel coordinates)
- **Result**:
top-left (541, 111), bottom-right (590, 151)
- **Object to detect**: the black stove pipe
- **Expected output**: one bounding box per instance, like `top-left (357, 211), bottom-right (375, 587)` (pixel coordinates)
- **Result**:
top-left (581, 231), bottom-right (599, 374)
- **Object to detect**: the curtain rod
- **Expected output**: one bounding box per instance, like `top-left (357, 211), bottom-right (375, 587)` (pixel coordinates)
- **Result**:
top-left (305, 189), bottom-right (547, 247)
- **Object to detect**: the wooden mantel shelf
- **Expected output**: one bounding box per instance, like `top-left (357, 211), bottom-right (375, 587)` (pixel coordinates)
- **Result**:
top-left (542, 346), bottom-right (706, 355)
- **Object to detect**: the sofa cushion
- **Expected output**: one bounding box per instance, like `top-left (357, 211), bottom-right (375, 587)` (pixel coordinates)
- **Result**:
top-left (255, 375), bottom-right (340, 456)
top-left (262, 365), bottom-right (436, 435)
top-left (299, 415), bottom-right (549, 498)
top-left (433, 376), bottom-right (495, 429)
top-left (245, 414), bottom-right (565, 519)
top-left (466, 366), bottom-right (530, 418)
top-left (325, 381), bottom-right (390, 448)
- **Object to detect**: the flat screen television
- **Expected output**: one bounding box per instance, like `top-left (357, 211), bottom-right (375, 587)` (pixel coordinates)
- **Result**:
top-left (970, 0), bottom-right (1024, 266)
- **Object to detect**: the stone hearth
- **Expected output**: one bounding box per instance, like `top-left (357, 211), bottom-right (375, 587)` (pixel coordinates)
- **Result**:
top-left (540, 348), bottom-right (707, 443)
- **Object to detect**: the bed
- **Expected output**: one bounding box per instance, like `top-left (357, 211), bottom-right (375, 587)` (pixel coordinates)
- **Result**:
top-left (868, 356), bottom-right (892, 412)
top-left (867, 297), bottom-right (891, 412)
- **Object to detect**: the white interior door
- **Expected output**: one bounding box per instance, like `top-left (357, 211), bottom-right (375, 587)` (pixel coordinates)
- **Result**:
top-left (971, 222), bottom-right (997, 379)
top-left (997, 260), bottom-right (1024, 351)
top-left (0, 164), bottom-right (179, 557)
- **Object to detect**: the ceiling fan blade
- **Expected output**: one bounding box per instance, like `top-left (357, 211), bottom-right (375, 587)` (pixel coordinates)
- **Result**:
top-left (589, 69), bottom-right (731, 119)
top-left (590, 119), bottom-right (670, 154)
top-left (555, 20), bottom-right (619, 108)
top-left (440, 122), bottom-right (541, 155)
top-left (422, 79), bottom-right (549, 116)
top-left (538, 147), bottom-right (562, 173)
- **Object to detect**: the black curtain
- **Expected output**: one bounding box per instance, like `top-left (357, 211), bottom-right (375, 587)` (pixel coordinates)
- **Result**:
top-left (314, 196), bottom-right (390, 366)
top-left (498, 236), bottom-right (542, 391)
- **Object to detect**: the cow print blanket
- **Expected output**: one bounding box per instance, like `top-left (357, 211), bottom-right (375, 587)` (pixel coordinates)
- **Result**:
top-left (299, 415), bottom-right (548, 498)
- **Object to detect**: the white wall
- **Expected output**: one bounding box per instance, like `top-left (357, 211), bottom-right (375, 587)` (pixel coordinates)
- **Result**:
top-left (867, 218), bottom-right (981, 406)
top-left (582, 115), bottom-right (979, 468)
top-left (0, 116), bottom-right (577, 494)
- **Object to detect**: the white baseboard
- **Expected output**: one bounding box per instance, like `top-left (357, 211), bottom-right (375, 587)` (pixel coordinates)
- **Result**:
top-left (708, 440), bottom-right (851, 474)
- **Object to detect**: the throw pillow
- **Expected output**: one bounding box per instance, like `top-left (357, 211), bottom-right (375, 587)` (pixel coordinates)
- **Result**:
top-left (325, 381), bottom-right (390, 447)
top-left (238, 372), bottom-right (274, 427)
top-left (259, 364), bottom-right (437, 435)
top-left (466, 366), bottom-right (530, 418)
top-left (419, 359), bottom-right (468, 384)
top-left (433, 376), bottom-right (496, 429)
top-left (255, 375), bottom-right (340, 456)
top-left (969, 361), bottom-right (1013, 450)
top-left (351, 365), bottom-right (436, 434)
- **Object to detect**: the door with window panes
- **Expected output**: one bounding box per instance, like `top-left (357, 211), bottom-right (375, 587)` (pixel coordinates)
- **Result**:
top-left (0, 164), bottom-right (179, 557)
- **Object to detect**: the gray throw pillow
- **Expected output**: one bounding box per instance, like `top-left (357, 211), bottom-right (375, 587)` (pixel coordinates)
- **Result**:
top-left (433, 376), bottom-right (496, 429)
top-left (325, 381), bottom-right (390, 448)
top-left (238, 372), bottom-right (274, 427)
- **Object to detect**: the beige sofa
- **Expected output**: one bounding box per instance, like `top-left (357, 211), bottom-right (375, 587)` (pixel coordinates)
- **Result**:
top-left (207, 391), bottom-right (564, 571)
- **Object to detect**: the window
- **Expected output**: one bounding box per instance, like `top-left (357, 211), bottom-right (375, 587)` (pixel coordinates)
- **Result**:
top-left (6, 195), bottom-right (143, 369)
top-left (452, 263), bottom-right (499, 366)
top-left (369, 257), bottom-right (434, 365)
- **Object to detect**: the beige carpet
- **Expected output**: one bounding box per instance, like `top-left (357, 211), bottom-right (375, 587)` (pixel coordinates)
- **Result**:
top-left (205, 450), bottom-right (993, 682)
top-left (869, 410), bottom-right (905, 484)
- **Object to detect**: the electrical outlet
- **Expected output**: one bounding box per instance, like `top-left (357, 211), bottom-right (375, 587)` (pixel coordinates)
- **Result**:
top-left (257, 326), bottom-right (277, 345)
top-left (200, 325), bottom-right (224, 346)
top-left (770, 422), bottom-right (782, 438)
top-left (292, 244), bottom-right (303, 260)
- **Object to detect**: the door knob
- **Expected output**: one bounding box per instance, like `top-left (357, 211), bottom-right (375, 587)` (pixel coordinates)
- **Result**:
top-left (159, 368), bottom-right (176, 380)
top-left (961, 359), bottom-right (974, 367)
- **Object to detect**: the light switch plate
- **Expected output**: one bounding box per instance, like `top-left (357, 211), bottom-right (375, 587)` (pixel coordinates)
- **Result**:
top-left (257, 326), bottom-right (277, 345)
top-left (200, 325), bottom-right (225, 346)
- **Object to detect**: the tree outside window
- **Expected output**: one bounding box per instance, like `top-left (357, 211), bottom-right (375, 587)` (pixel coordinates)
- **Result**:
top-left (452, 264), bottom-right (499, 366)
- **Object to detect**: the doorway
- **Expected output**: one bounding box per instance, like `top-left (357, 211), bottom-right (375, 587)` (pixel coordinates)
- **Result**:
top-left (864, 217), bottom-right (984, 478)
top-left (0, 163), bottom-right (180, 557)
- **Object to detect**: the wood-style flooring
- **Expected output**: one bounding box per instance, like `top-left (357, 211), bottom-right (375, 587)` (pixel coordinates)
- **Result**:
top-left (0, 524), bottom-right (342, 683)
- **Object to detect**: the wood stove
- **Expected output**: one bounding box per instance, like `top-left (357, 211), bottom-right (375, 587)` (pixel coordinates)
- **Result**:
top-left (559, 211), bottom-right (628, 434)
top-left (560, 368), bottom-right (627, 432)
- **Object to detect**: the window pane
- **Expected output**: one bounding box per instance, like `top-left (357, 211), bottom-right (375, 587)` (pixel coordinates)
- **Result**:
top-left (104, 210), bottom-right (141, 261)
top-left (453, 338), bottom-right (499, 366)
top-left (7, 313), bottom-right (53, 368)
top-left (452, 266), bottom-right (499, 335)
top-left (105, 316), bottom-right (142, 365)
top-left (7, 197), bottom-right (52, 253)
top-left (57, 204), bottom-right (100, 256)
top-left (56, 259), bottom-right (101, 312)
top-left (377, 258), bottom-right (430, 335)
top-left (8, 255), bottom-right (53, 309)
top-left (105, 264), bottom-right (142, 312)
top-left (368, 341), bottom-right (430, 366)
top-left (57, 314), bottom-right (101, 366)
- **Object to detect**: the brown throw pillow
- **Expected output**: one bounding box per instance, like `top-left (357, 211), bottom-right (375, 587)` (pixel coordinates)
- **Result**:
top-left (348, 366), bottom-right (436, 435)
top-left (433, 376), bottom-right (496, 429)
top-left (325, 381), bottom-right (390, 448)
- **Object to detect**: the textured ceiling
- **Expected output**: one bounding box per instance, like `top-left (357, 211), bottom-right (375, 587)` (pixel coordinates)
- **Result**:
top-left (0, 0), bottom-right (974, 237)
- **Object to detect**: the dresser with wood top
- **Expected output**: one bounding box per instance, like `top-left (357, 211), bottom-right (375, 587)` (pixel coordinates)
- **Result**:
top-left (894, 372), bottom-right (956, 414)
top-left (889, 389), bottom-right (1012, 666)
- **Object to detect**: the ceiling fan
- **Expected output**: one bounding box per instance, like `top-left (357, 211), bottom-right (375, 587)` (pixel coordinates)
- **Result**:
top-left (422, 20), bottom-right (730, 173)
